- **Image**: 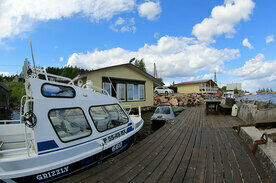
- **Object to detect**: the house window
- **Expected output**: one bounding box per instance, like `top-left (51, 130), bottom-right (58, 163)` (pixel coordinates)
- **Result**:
top-left (89, 104), bottom-right (128, 132)
top-left (103, 82), bottom-right (112, 95)
top-left (48, 108), bottom-right (92, 142)
top-left (139, 84), bottom-right (145, 100)
top-left (117, 83), bottom-right (126, 101)
top-left (102, 78), bottom-right (145, 102)
top-left (126, 84), bottom-right (145, 101)
top-left (133, 84), bottom-right (139, 100)
top-left (127, 84), bottom-right (133, 101)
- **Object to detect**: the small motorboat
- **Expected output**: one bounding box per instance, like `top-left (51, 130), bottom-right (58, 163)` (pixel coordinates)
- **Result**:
top-left (151, 105), bottom-right (175, 125)
top-left (0, 59), bottom-right (144, 183)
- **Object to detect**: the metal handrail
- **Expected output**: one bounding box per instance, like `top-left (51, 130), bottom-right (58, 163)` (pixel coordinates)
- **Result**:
top-left (0, 120), bottom-right (21, 125)
top-left (82, 83), bottom-right (110, 96)
top-left (122, 105), bottom-right (132, 114)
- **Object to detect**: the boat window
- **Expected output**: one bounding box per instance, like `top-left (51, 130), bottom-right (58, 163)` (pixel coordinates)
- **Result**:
top-left (48, 108), bottom-right (91, 142)
top-left (89, 104), bottom-right (128, 132)
top-left (155, 106), bottom-right (171, 114)
top-left (42, 84), bottom-right (75, 98)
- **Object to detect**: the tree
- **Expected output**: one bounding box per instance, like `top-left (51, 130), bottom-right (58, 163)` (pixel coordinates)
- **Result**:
top-left (221, 86), bottom-right (227, 91)
top-left (234, 88), bottom-right (239, 94)
top-left (133, 58), bottom-right (147, 72)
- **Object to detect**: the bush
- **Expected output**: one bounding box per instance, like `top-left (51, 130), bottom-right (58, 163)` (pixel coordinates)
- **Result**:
top-left (5, 82), bottom-right (25, 105)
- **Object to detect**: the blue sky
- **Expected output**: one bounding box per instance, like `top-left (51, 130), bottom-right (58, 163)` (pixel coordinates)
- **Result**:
top-left (0, 0), bottom-right (275, 92)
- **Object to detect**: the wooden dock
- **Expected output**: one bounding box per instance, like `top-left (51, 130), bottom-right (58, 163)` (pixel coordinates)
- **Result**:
top-left (58, 107), bottom-right (269, 183)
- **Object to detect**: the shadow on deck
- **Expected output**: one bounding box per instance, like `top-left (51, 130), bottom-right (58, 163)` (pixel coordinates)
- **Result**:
top-left (58, 107), bottom-right (269, 183)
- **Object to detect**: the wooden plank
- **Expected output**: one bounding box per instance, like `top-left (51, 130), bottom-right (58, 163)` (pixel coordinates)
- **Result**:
top-left (219, 129), bottom-right (243, 183)
top-left (98, 109), bottom-right (193, 183)
top-left (193, 127), bottom-right (207, 183)
top-left (182, 127), bottom-right (202, 183)
top-left (115, 109), bottom-right (195, 183)
top-left (229, 131), bottom-right (269, 183)
top-left (170, 124), bottom-right (198, 182)
top-left (131, 123), bottom-right (186, 183)
top-left (225, 130), bottom-right (261, 183)
top-left (158, 127), bottom-right (194, 182)
top-left (203, 127), bottom-right (214, 183)
top-left (216, 129), bottom-right (234, 182)
top-left (143, 116), bottom-right (194, 182)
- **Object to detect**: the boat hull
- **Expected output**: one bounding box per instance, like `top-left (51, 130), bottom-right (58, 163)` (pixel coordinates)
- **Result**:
top-left (10, 136), bottom-right (135, 183)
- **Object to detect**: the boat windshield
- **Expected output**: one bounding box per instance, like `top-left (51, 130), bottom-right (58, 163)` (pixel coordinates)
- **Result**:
top-left (49, 108), bottom-right (92, 142)
top-left (155, 106), bottom-right (171, 114)
top-left (89, 104), bottom-right (128, 132)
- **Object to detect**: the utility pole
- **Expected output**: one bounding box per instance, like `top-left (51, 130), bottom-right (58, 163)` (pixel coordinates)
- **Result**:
top-left (154, 63), bottom-right (157, 78)
top-left (214, 71), bottom-right (217, 83)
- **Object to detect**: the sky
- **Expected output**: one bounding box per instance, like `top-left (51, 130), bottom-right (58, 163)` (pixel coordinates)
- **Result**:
top-left (0, 0), bottom-right (275, 92)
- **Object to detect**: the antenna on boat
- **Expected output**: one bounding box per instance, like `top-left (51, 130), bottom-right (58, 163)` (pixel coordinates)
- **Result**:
top-left (30, 40), bottom-right (37, 74)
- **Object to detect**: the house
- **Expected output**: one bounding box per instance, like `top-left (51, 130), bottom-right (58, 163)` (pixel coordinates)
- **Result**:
top-left (226, 83), bottom-right (242, 91)
top-left (0, 82), bottom-right (12, 110)
top-left (77, 63), bottom-right (163, 108)
top-left (175, 79), bottom-right (218, 94)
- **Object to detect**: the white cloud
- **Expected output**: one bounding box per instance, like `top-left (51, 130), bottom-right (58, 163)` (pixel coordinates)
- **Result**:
top-left (54, 45), bottom-right (58, 49)
top-left (59, 57), bottom-right (64, 62)
top-left (138, 1), bottom-right (161, 20)
top-left (202, 73), bottom-right (213, 79)
top-left (192, 0), bottom-right (255, 42)
top-left (0, 72), bottom-right (10, 76)
top-left (265, 34), bottom-right (274, 44)
top-left (115, 17), bottom-right (125, 26)
top-left (67, 36), bottom-right (240, 78)
top-left (242, 38), bottom-right (253, 49)
top-left (230, 54), bottom-right (276, 91)
top-left (0, 0), bottom-right (135, 42)
top-left (110, 17), bottom-right (136, 33)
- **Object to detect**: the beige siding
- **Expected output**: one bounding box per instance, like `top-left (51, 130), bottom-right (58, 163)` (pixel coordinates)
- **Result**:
top-left (177, 84), bottom-right (200, 93)
top-left (86, 66), bottom-right (154, 108)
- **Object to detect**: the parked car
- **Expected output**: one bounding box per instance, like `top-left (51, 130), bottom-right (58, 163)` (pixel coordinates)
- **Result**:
top-left (154, 86), bottom-right (174, 95)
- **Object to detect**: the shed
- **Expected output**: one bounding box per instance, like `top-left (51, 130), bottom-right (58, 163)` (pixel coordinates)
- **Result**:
top-left (0, 82), bottom-right (12, 109)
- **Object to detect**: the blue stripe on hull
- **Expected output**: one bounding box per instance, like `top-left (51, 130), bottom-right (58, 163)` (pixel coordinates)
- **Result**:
top-left (37, 140), bottom-right (59, 152)
top-left (12, 136), bottom-right (135, 183)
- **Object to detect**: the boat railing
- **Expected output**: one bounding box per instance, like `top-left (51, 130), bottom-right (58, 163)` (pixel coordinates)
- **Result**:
top-left (82, 82), bottom-right (110, 96)
top-left (0, 96), bottom-right (35, 156)
top-left (22, 97), bottom-right (36, 157)
top-left (122, 105), bottom-right (132, 114)
top-left (33, 67), bottom-right (110, 96)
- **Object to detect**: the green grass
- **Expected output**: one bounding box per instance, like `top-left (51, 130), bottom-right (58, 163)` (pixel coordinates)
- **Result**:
top-left (5, 82), bottom-right (25, 104)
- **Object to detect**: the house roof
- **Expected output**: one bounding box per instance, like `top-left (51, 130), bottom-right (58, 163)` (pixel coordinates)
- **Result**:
top-left (80, 63), bottom-right (164, 86)
top-left (0, 82), bottom-right (12, 92)
top-left (175, 79), bottom-right (217, 86)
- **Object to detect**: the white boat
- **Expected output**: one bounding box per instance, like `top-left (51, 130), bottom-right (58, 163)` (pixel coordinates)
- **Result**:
top-left (151, 105), bottom-right (175, 124)
top-left (0, 59), bottom-right (143, 182)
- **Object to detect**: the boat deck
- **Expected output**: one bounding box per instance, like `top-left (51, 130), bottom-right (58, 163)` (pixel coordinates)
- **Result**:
top-left (58, 107), bottom-right (269, 183)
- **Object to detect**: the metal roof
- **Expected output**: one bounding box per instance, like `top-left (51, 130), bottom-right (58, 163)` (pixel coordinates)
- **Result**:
top-left (0, 82), bottom-right (12, 92)
top-left (175, 79), bottom-right (217, 86)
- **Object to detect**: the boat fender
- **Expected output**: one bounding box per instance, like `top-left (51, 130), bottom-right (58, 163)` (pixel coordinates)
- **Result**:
top-left (24, 111), bottom-right (37, 128)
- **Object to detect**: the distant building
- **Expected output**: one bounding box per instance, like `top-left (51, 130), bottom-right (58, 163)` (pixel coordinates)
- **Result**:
top-left (175, 80), bottom-right (218, 94)
top-left (0, 82), bottom-right (12, 110)
top-left (226, 83), bottom-right (242, 91)
top-left (77, 63), bottom-right (163, 108)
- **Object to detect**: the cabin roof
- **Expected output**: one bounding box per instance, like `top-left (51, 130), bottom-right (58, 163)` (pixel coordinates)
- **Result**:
top-left (80, 63), bottom-right (164, 86)
top-left (0, 82), bottom-right (12, 92)
top-left (175, 79), bottom-right (217, 86)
